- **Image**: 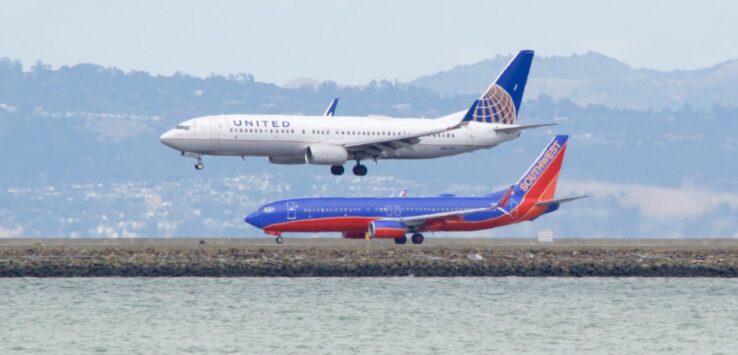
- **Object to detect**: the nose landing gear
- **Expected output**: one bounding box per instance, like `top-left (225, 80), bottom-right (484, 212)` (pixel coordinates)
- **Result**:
top-left (182, 151), bottom-right (204, 171)
top-left (275, 235), bottom-right (284, 244)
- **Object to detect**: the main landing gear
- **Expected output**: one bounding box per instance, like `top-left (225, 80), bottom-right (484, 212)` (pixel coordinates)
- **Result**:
top-left (352, 162), bottom-right (368, 176)
top-left (331, 165), bottom-right (344, 176)
top-left (195, 159), bottom-right (204, 170)
top-left (394, 233), bottom-right (425, 245)
top-left (330, 161), bottom-right (368, 176)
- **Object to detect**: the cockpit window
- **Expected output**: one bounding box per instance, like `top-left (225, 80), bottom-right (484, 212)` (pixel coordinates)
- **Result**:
top-left (175, 125), bottom-right (192, 131)
top-left (262, 206), bottom-right (276, 213)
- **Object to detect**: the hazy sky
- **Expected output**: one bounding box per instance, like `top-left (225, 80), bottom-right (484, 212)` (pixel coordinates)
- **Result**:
top-left (2, 0), bottom-right (737, 84)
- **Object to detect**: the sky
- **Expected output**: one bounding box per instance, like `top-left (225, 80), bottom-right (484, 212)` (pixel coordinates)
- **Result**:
top-left (2, 0), bottom-right (738, 85)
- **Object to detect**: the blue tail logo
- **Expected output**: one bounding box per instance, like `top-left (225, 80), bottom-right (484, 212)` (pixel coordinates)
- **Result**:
top-left (472, 50), bottom-right (534, 124)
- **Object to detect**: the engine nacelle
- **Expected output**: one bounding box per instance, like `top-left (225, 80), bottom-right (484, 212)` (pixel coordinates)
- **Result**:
top-left (268, 156), bottom-right (306, 165)
top-left (305, 144), bottom-right (348, 165)
top-left (342, 231), bottom-right (367, 239)
top-left (368, 220), bottom-right (406, 239)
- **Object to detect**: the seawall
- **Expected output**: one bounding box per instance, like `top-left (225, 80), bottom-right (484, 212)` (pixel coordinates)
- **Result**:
top-left (1, 238), bottom-right (737, 277)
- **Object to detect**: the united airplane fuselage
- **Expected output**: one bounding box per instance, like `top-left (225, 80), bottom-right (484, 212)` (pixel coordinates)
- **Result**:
top-left (159, 50), bottom-right (541, 175)
top-left (160, 114), bottom-right (519, 160)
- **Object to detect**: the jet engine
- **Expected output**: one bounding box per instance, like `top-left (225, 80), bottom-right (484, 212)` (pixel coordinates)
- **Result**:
top-left (305, 144), bottom-right (348, 165)
top-left (368, 220), bottom-right (406, 239)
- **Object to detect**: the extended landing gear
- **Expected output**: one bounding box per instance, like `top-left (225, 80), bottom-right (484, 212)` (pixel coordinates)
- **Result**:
top-left (411, 233), bottom-right (424, 245)
top-left (275, 236), bottom-right (284, 244)
top-left (182, 151), bottom-right (204, 171)
top-left (352, 163), bottom-right (368, 176)
top-left (331, 165), bottom-right (345, 176)
top-left (331, 162), bottom-right (366, 176)
top-left (394, 235), bottom-right (407, 244)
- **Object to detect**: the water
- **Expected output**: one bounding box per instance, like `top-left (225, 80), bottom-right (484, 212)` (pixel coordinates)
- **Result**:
top-left (1, 278), bottom-right (737, 354)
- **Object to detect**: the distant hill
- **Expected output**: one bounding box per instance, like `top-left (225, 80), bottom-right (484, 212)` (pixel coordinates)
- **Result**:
top-left (411, 51), bottom-right (738, 110)
top-left (0, 54), bottom-right (737, 238)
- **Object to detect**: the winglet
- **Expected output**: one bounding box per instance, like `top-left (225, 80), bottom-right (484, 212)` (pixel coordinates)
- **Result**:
top-left (324, 98), bottom-right (339, 116)
top-left (496, 185), bottom-right (514, 208)
top-left (495, 185), bottom-right (515, 216)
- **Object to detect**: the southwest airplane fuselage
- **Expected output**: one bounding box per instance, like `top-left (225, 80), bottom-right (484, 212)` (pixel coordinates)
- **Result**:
top-left (246, 135), bottom-right (585, 244)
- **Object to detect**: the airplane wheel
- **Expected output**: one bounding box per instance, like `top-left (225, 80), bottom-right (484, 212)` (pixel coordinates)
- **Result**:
top-left (411, 233), bottom-right (424, 244)
top-left (275, 236), bottom-right (284, 244)
top-left (195, 162), bottom-right (204, 170)
top-left (331, 165), bottom-right (345, 176)
top-left (394, 235), bottom-right (407, 244)
top-left (352, 164), bottom-right (368, 176)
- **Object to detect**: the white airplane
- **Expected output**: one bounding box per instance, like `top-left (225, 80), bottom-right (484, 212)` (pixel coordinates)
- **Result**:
top-left (160, 50), bottom-right (551, 176)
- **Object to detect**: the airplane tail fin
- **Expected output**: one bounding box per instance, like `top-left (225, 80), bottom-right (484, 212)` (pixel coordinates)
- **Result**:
top-left (471, 50), bottom-right (534, 125)
top-left (514, 135), bottom-right (568, 202)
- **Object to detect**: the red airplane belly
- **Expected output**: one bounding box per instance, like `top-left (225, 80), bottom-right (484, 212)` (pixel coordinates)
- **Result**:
top-left (268, 217), bottom-right (376, 233)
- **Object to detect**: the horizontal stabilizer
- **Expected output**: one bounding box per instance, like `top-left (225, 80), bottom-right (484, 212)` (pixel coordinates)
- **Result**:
top-left (495, 123), bottom-right (557, 134)
top-left (535, 195), bottom-right (589, 207)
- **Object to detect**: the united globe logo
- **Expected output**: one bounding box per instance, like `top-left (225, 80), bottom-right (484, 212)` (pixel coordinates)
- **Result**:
top-left (473, 84), bottom-right (517, 124)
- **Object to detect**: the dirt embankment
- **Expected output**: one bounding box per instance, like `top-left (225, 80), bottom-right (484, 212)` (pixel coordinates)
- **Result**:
top-left (1, 238), bottom-right (737, 277)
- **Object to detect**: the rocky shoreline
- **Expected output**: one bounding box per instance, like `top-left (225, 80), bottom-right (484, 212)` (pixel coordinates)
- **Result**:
top-left (2, 239), bottom-right (738, 277)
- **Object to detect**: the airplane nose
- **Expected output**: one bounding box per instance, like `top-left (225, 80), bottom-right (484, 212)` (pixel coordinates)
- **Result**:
top-left (159, 130), bottom-right (176, 148)
top-left (244, 212), bottom-right (261, 228)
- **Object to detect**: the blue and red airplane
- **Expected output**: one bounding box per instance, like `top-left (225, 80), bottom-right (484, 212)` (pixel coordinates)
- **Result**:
top-left (245, 135), bottom-right (586, 244)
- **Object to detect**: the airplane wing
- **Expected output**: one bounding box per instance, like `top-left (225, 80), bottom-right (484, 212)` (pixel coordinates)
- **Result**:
top-left (494, 123), bottom-right (557, 134)
top-left (390, 186), bottom-right (514, 226)
top-left (345, 100), bottom-right (479, 159)
top-left (535, 195), bottom-right (589, 206)
top-left (395, 206), bottom-right (494, 226)
top-left (324, 98), bottom-right (339, 116)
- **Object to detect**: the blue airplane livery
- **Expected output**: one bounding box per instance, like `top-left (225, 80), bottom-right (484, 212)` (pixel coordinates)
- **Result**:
top-left (245, 135), bottom-right (586, 244)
